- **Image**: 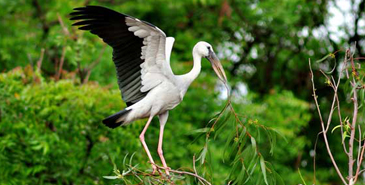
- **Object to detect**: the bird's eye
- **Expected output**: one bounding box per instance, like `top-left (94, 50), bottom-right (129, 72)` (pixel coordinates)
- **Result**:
top-left (207, 46), bottom-right (211, 50)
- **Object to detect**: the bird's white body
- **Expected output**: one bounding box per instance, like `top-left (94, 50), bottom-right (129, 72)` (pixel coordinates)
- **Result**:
top-left (122, 40), bottom-right (206, 124)
top-left (70, 6), bottom-right (226, 175)
top-left (118, 17), bottom-right (211, 124)
top-left (123, 76), bottom-right (182, 123)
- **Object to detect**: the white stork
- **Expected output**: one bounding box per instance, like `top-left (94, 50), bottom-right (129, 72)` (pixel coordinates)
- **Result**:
top-left (70, 6), bottom-right (227, 175)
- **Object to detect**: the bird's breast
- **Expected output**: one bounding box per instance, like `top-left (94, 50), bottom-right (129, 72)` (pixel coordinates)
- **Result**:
top-left (147, 81), bottom-right (182, 114)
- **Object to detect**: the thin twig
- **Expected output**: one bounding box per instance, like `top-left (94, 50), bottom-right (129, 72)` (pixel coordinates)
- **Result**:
top-left (153, 164), bottom-right (212, 185)
top-left (354, 131), bottom-right (365, 182)
top-left (193, 155), bottom-right (205, 185)
top-left (357, 125), bottom-right (362, 166)
top-left (313, 131), bottom-right (323, 184)
top-left (334, 52), bottom-right (349, 155)
top-left (57, 13), bottom-right (70, 37)
top-left (83, 45), bottom-right (106, 84)
top-left (36, 48), bottom-right (45, 72)
top-left (56, 47), bottom-right (66, 81)
top-left (169, 169), bottom-right (211, 185)
top-left (309, 58), bottom-right (348, 185)
top-left (318, 70), bottom-right (337, 133)
top-left (357, 125), bottom-right (361, 167)
top-left (348, 53), bottom-right (359, 182)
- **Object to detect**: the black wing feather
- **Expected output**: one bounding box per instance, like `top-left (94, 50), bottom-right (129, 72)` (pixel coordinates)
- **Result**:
top-left (70, 6), bottom-right (148, 106)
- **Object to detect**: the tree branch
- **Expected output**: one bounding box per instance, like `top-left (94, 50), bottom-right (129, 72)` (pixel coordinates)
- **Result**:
top-left (348, 52), bottom-right (359, 182)
top-left (309, 58), bottom-right (348, 185)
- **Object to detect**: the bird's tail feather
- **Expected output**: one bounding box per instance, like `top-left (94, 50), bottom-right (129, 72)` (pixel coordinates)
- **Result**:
top-left (102, 109), bottom-right (132, 128)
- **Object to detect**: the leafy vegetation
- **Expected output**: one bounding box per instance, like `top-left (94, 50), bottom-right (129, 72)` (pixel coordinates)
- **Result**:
top-left (1, 0), bottom-right (365, 184)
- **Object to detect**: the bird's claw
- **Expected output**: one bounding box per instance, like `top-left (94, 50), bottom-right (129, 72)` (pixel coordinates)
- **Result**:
top-left (150, 163), bottom-right (160, 175)
top-left (148, 161), bottom-right (171, 176)
top-left (160, 166), bottom-right (171, 176)
top-left (165, 168), bottom-right (171, 176)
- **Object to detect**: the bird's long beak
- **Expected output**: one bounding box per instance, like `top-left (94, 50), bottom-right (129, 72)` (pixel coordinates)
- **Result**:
top-left (207, 50), bottom-right (227, 83)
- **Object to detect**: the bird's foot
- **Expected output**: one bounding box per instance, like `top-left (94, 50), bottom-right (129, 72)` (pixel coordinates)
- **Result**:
top-left (158, 166), bottom-right (171, 176)
top-left (164, 167), bottom-right (171, 176)
top-left (152, 165), bottom-right (158, 175)
top-left (149, 162), bottom-right (160, 175)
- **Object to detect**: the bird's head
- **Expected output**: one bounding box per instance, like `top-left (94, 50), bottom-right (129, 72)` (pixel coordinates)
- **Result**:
top-left (194, 41), bottom-right (227, 83)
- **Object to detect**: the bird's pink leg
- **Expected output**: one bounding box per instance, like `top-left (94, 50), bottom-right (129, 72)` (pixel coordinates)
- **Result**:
top-left (139, 116), bottom-right (158, 174)
top-left (158, 112), bottom-right (170, 175)
top-left (157, 123), bottom-right (170, 175)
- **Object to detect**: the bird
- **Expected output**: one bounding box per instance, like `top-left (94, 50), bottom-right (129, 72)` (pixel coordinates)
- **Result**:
top-left (70, 6), bottom-right (227, 175)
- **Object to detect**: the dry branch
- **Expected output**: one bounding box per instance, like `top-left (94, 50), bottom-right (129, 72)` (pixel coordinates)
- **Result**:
top-left (309, 58), bottom-right (348, 184)
top-left (310, 48), bottom-right (364, 184)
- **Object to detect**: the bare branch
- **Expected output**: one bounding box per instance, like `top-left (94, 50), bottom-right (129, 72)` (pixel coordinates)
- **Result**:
top-left (36, 48), bottom-right (45, 72)
top-left (57, 13), bottom-right (70, 37)
top-left (348, 53), bottom-right (359, 182)
top-left (55, 47), bottom-right (66, 81)
top-left (309, 58), bottom-right (348, 185)
top-left (193, 155), bottom-right (205, 185)
top-left (150, 164), bottom-right (212, 185)
top-left (83, 45), bottom-right (106, 84)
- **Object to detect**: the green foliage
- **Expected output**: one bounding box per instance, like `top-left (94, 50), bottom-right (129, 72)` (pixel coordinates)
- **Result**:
top-left (241, 91), bottom-right (312, 184)
top-left (0, 68), bottom-right (145, 184)
top-left (0, 68), bottom-right (307, 184)
top-left (1, 0), bottom-right (365, 184)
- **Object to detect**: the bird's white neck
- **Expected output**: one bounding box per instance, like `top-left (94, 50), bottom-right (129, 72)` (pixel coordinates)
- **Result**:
top-left (177, 50), bottom-right (202, 97)
top-left (187, 50), bottom-right (202, 83)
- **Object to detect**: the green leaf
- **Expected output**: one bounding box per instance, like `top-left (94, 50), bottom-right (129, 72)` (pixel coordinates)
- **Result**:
top-left (197, 144), bottom-right (208, 165)
top-left (315, 53), bottom-right (333, 63)
top-left (298, 168), bottom-right (307, 185)
top-left (251, 137), bottom-right (257, 154)
top-left (260, 156), bottom-right (268, 185)
top-left (331, 125), bottom-right (342, 133)
top-left (103, 176), bottom-right (120, 180)
top-left (343, 131), bottom-right (348, 143)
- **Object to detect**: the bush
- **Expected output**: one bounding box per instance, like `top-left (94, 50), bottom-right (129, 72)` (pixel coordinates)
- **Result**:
top-left (0, 67), bottom-right (144, 184)
top-left (0, 67), bottom-right (313, 184)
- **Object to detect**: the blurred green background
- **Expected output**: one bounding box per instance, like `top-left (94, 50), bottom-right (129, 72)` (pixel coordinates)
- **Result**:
top-left (1, 0), bottom-right (364, 184)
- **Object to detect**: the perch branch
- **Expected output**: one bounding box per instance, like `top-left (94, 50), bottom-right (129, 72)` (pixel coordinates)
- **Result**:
top-left (148, 164), bottom-right (211, 185)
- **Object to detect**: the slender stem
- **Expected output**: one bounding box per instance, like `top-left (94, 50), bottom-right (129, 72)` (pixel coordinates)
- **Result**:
top-left (309, 59), bottom-right (348, 185)
top-left (193, 155), bottom-right (205, 185)
top-left (348, 55), bottom-right (359, 182)
top-left (154, 164), bottom-right (212, 185)
top-left (348, 84), bottom-right (358, 181)
top-left (36, 48), bottom-right (45, 72)
top-left (56, 47), bottom-right (66, 81)
top-left (318, 70), bottom-right (337, 133)
top-left (355, 141), bottom-right (365, 182)
top-left (357, 125), bottom-right (361, 166)
top-left (331, 53), bottom-right (349, 155)
top-left (335, 93), bottom-right (349, 154)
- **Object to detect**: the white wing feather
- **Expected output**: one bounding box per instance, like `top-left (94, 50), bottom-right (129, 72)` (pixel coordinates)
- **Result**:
top-left (125, 17), bottom-right (175, 93)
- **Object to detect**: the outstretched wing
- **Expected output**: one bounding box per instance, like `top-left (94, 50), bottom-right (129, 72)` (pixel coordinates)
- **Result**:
top-left (70, 6), bottom-right (175, 106)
